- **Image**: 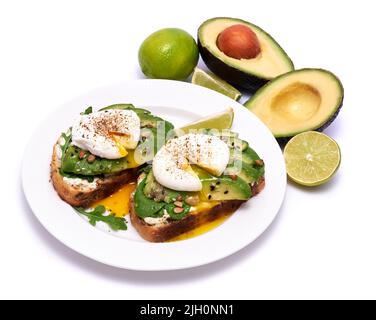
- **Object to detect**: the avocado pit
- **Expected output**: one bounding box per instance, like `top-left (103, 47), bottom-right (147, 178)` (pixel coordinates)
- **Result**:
top-left (271, 83), bottom-right (321, 122)
top-left (216, 24), bottom-right (261, 60)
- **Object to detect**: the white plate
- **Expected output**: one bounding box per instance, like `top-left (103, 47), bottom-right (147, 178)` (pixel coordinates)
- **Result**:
top-left (22, 80), bottom-right (286, 271)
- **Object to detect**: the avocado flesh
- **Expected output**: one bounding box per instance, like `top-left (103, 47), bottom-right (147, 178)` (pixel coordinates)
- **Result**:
top-left (195, 167), bottom-right (252, 201)
top-left (198, 17), bottom-right (294, 92)
top-left (101, 104), bottom-right (174, 132)
top-left (142, 165), bottom-right (252, 203)
top-left (231, 146), bottom-right (262, 165)
top-left (61, 145), bottom-right (132, 176)
top-left (143, 171), bottom-right (188, 203)
top-left (225, 161), bottom-right (263, 185)
top-left (201, 129), bottom-right (248, 151)
top-left (230, 146), bottom-right (262, 170)
top-left (244, 68), bottom-right (344, 138)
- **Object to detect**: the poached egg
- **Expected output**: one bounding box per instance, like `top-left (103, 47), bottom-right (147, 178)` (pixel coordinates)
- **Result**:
top-left (71, 109), bottom-right (140, 159)
top-left (153, 133), bottom-right (230, 191)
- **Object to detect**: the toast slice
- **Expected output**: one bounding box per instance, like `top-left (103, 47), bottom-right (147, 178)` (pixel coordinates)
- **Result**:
top-left (50, 142), bottom-right (138, 207)
top-left (130, 176), bottom-right (265, 242)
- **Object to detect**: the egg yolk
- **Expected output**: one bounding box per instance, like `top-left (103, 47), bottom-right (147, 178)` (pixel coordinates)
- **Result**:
top-left (92, 183), bottom-right (136, 217)
top-left (169, 213), bottom-right (233, 242)
top-left (125, 150), bottom-right (140, 168)
top-left (110, 133), bottom-right (130, 157)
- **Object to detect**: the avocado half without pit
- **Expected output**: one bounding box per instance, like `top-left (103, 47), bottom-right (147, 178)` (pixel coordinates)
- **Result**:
top-left (244, 68), bottom-right (344, 140)
top-left (198, 17), bottom-right (294, 92)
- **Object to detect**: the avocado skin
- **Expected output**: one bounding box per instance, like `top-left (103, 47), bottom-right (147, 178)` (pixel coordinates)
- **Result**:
top-left (315, 93), bottom-right (344, 132)
top-left (198, 40), bottom-right (268, 92)
top-left (197, 17), bottom-right (294, 93)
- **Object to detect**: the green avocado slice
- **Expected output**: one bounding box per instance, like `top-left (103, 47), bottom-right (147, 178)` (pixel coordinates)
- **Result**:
top-left (100, 103), bottom-right (174, 133)
top-left (100, 103), bottom-right (151, 115)
top-left (193, 166), bottom-right (252, 201)
top-left (230, 146), bottom-right (260, 165)
top-left (61, 145), bottom-right (131, 176)
top-left (224, 161), bottom-right (262, 185)
top-left (198, 17), bottom-right (294, 92)
top-left (244, 68), bottom-right (344, 139)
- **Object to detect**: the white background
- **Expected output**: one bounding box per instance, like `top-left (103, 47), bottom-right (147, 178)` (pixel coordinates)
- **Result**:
top-left (1, 0), bottom-right (375, 299)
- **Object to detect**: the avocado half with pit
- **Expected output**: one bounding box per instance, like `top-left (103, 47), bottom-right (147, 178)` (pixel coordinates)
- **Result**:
top-left (198, 17), bottom-right (294, 92)
top-left (244, 68), bottom-right (344, 139)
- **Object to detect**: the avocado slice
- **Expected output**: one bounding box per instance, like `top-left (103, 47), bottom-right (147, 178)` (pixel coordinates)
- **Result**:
top-left (143, 166), bottom-right (253, 203)
top-left (100, 104), bottom-right (174, 132)
top-left (230, 146), bottom-right (261, 165)
top-left (231, 138), bottom-right (248, 152)
top-left (200, 174), bottom-right (252, 201)
top-left (143, 171), bottom-right (185, 203)
top-left (140, 113), bottom-right (174, 133)
top-left (198, 17), bottom-right (294, 92)
top-left (225, 161), bottom-right (262, 184)
top-left (202, 129), bottom-right (247, 151)
top-left (244, 68), bottom-right (344, 139)
top-left (194, 167), bottom-right (252, 201)
top-left (100, 103), bottom-right (151, 115)
top-left (61, 145), bottom-right (132, 176)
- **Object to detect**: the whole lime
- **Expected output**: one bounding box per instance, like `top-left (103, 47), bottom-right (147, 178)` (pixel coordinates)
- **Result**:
top-left (138, 28), bottom-right (199, 80)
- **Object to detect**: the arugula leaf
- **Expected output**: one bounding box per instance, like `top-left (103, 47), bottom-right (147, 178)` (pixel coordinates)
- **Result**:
top-left (134, 179), bottom-right (165, 218)
top-left (81, 106), bottom-right (93, 115)
top-left (138, 164), bottom-right (152, 175)
top-left (74, 205), bottom-right (127, 231)
top-left (60, 131), bottom-right (72, 158)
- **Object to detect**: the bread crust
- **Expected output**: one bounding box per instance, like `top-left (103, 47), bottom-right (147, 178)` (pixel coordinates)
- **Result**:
top-left (50, 143), bottom-right (137, 207)
top-left (130, 177), bottom-right (265, 242)
top-left (130, 199), bottom-right (244, 242)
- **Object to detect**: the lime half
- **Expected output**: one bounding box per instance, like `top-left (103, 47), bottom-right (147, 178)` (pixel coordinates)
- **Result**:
top-left (179, 107), bottom-right (234, 133)
top-left (284, 131), bottom-right (341, 186)
top-left (192, 67), bottom-right (242, 101)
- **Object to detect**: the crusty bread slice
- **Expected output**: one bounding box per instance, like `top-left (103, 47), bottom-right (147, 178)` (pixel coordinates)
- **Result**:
top-left (50, 142), bottom-right (138, 207)
top-left (130, 176), bottom-right (265, 242)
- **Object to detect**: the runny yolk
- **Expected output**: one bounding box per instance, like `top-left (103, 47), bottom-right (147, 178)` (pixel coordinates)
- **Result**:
top-left (110, 132), bottom-right (129, 157)
top-left (125, 150), bottom-right (140, 168)
top-left (169, 213), bottom-right (234, 242)
top-left (92, 183), bottom-right (136, 217)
